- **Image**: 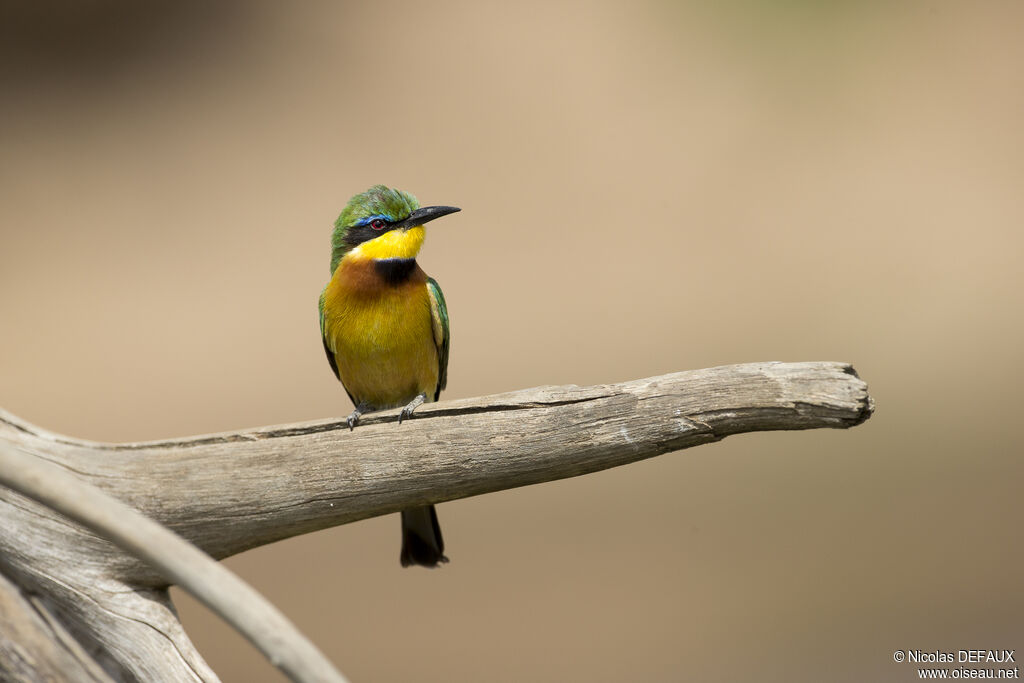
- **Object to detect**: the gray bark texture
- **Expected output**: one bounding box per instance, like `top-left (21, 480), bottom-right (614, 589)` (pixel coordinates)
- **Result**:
top-left (0, 361), bottom-right (873, 681)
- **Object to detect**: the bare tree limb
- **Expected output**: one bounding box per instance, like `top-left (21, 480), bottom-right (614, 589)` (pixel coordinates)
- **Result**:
top-left (0, 361), bottom-right (873, 681)
top-left (0, 442), bottom-right (348, 683)
top-left (0, 570), bottom-right (115, 683)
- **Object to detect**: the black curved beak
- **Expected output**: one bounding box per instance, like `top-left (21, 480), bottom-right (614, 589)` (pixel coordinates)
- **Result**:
top-left (399, 205), bottom-right (461, 229)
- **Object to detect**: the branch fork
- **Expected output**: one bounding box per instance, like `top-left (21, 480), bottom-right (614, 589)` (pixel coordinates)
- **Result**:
top-left (0, 361), bottom-right (873, 681)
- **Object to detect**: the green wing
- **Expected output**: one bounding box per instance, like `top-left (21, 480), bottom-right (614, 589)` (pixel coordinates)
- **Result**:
top-left (426, 277), bottom-right (450, 401)
top-left (319, 287), bottom-right (342, 379)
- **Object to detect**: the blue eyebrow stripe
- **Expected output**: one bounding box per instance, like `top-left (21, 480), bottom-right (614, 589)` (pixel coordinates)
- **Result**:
top-left (355, 214), bottom-right (395, 226)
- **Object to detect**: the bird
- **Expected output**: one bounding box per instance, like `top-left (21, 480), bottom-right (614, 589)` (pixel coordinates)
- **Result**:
top-left (319, 185), bottom-right (459, 568)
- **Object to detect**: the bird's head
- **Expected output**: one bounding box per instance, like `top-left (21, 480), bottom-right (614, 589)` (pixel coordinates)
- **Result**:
top-left (329, 185), bottom-right (460, 273)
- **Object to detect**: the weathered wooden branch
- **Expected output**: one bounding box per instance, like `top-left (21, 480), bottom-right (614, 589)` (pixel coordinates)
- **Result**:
top-left (0, 442), bottom-right (348, 683)
top-left (0, 361), bottom-right (872, 681)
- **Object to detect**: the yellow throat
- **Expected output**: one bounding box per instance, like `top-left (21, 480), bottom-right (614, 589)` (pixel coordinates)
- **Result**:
top-left (345, 225), bottom-right (426, 262)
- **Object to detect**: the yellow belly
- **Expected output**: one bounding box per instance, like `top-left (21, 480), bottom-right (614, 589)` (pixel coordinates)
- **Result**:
top-left (322, 273), bottom-right (439, 409)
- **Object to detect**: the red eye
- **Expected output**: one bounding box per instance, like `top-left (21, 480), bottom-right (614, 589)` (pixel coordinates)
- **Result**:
top-left (370, 219), bottom-right (386, 230)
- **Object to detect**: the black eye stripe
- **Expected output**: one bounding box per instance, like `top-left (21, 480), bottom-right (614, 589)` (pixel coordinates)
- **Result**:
top-left (344, 220), bottom-right (399, 249)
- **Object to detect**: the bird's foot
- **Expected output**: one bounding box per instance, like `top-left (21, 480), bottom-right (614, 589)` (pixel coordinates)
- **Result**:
top-left (398, 393), bottom-right (427, 424)
top-left (346, 403), bottom-right (369, 431)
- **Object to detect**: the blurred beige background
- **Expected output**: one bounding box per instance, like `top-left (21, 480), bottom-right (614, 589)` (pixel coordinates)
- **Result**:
top-left (2, 1), bottom-right (1022, 681)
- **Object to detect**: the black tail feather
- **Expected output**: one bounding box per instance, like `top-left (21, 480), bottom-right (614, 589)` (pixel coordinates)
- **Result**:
top-left (400, 505), bottom-right (448, 568)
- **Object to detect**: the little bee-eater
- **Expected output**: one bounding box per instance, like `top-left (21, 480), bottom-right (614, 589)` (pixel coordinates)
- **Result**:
top-left (319, 185), bottom-right (459, 568)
